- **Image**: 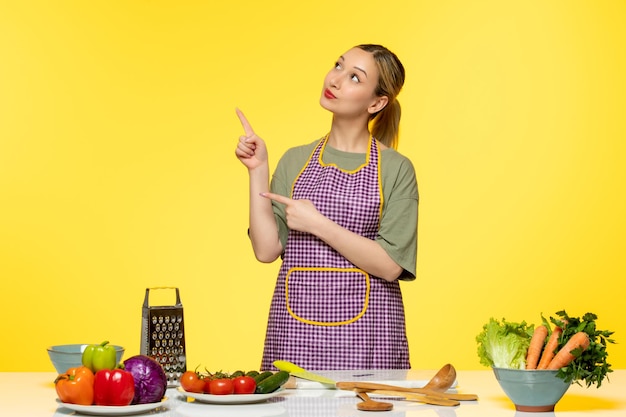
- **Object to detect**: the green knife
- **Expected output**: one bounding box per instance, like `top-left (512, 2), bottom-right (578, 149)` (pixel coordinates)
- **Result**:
top-left (273, 360), bottom-right (337, 386)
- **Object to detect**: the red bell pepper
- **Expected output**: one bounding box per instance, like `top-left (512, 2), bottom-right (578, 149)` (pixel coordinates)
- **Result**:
top-left (93, 368), bottom-right (135, 406)
top-left (55, 366), bottom-right (95, 405)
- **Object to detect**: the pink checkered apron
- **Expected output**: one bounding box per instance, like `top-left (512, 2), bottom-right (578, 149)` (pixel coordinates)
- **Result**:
top-left (261, 136), bottom-right (410, 370)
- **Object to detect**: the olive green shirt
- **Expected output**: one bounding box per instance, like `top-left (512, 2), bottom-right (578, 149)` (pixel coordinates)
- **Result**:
top-left (270, 139), bottom-right (418, 280)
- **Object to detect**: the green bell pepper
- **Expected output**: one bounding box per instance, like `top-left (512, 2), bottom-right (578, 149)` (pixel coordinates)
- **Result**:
top-left (82, 341), bottom-right (117, 373)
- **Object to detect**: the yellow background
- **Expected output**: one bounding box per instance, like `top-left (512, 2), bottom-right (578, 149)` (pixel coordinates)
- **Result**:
top-left (1, 1), bottom-right (624, 372)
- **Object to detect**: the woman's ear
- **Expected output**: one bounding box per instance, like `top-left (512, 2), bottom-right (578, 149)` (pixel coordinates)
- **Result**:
top-left (368, 96), bottom-right (389, 114)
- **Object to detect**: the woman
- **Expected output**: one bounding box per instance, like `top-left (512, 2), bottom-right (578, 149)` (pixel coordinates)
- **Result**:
top-left (235, 44), bottom-right (418, 370)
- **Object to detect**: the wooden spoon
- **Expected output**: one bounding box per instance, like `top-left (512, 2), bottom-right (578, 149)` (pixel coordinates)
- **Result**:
top-left (363, 389), bottom-right (460, 407)
top-left (356, 391), bottom-right (393, 411)
top-left (337, 363), bottom-right (457, 396)
top-left (422, 363), bottom-right (457, 392)
top-left (342, 364), bottom-right (473, 410)
top-left (336, 382), bottom-right (477, 401)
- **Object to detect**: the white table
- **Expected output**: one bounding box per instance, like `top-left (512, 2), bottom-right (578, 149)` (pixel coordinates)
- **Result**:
top-left (1, 369), bottom-right (624, 416)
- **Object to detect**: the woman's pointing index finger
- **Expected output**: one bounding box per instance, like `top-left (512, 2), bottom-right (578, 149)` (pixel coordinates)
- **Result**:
top-left (235, 108), bottom-right (255, 136)
top-left (261, 192), bottom-right (291, 205)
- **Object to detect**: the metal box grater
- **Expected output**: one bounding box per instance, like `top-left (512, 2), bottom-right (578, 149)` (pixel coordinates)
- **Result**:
top-left (140, 287), bottom-right (186, 386)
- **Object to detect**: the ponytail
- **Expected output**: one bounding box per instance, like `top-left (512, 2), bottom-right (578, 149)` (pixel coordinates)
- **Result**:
top-left (357, 44), bottom-right (405, 150)
top-left (370, 99), bottom-right (401, 149)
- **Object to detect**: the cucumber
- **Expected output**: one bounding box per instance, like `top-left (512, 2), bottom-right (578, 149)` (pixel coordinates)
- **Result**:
top-left (253, 371), bottom-right (273, 384)
top-left (230, 370), bottom-right (245, 377)
top-left (255, 370), bottom-right (290, 394)
top-left (245, 370), bottom-right (260, 378)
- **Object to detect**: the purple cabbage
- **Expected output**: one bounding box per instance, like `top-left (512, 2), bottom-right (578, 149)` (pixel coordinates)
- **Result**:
top-left (123, 355), bottom-right (167, 404)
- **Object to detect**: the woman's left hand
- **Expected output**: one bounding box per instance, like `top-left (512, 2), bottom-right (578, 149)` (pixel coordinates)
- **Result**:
top-left (235, 109), bottom-right (268, 170)
top-left (261, 192), bottom-right (324, 234)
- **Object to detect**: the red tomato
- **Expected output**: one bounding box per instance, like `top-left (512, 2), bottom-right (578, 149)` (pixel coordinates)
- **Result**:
top-left (233, 376), bottom-right (256, 394)
top-left (209, 378), bottom-right (234, 395)
top-left (180, 371), bottom-right (205, 393)
top-left (203, 377), bottom-right (213, 393)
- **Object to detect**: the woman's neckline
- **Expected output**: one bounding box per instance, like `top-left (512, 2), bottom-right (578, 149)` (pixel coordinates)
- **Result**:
top-left (324, 140), bottom-right (390, 158)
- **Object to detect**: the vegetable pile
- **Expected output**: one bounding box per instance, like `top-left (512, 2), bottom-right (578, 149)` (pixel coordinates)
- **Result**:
top-left (54, 344), bottom-right (167, 407)
top-left (55, 365), bottom-right (137, 406)
top-left (476, 310), bottom-right (615, 387)
top-left (180, 368), bottom-right (290, 395)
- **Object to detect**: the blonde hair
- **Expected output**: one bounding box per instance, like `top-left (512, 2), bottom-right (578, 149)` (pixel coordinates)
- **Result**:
top-left (357, 44), bottom-right (405, 149)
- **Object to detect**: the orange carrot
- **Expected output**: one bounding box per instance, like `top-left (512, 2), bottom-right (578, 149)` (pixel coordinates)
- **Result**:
top-left (526, 325), bottom-right (548, 369)
top-left (546, 332), bottom-right (590, 370)
top-left (537, 326), bottom-right (563, 369)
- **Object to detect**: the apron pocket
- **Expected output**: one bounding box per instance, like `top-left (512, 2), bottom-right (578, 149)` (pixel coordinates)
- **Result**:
top-left (285, 267), bottom-right (370, 326)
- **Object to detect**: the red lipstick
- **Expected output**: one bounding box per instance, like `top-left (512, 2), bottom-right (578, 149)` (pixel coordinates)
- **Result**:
top-left (324, 89), bottom-right (336, 99)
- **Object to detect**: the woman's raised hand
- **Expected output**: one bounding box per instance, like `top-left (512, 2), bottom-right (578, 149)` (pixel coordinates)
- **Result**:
top-left (235, 109), bottom-right (268, 170)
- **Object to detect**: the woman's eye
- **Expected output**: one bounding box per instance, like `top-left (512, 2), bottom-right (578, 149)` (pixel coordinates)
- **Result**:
top-left (350, 74), bottom-right (360, 83)
top-left (334, 61), bottom-right (342, 70)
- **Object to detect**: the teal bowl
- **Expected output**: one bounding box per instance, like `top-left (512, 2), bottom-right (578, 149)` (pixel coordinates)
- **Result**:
top-left (492, 367), bottom-right (571, 412)
top-left (47, 344), bottom-right (125, 374)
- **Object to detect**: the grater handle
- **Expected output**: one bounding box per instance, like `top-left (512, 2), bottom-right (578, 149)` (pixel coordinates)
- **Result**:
top-left (143, 287), bottom-right (182, 307)
top-left (142, 288), bottom-right (150, 308)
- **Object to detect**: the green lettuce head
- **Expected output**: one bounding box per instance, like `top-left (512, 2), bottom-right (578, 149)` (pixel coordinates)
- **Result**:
top-left (476, 317), bottom-right (534, 369)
